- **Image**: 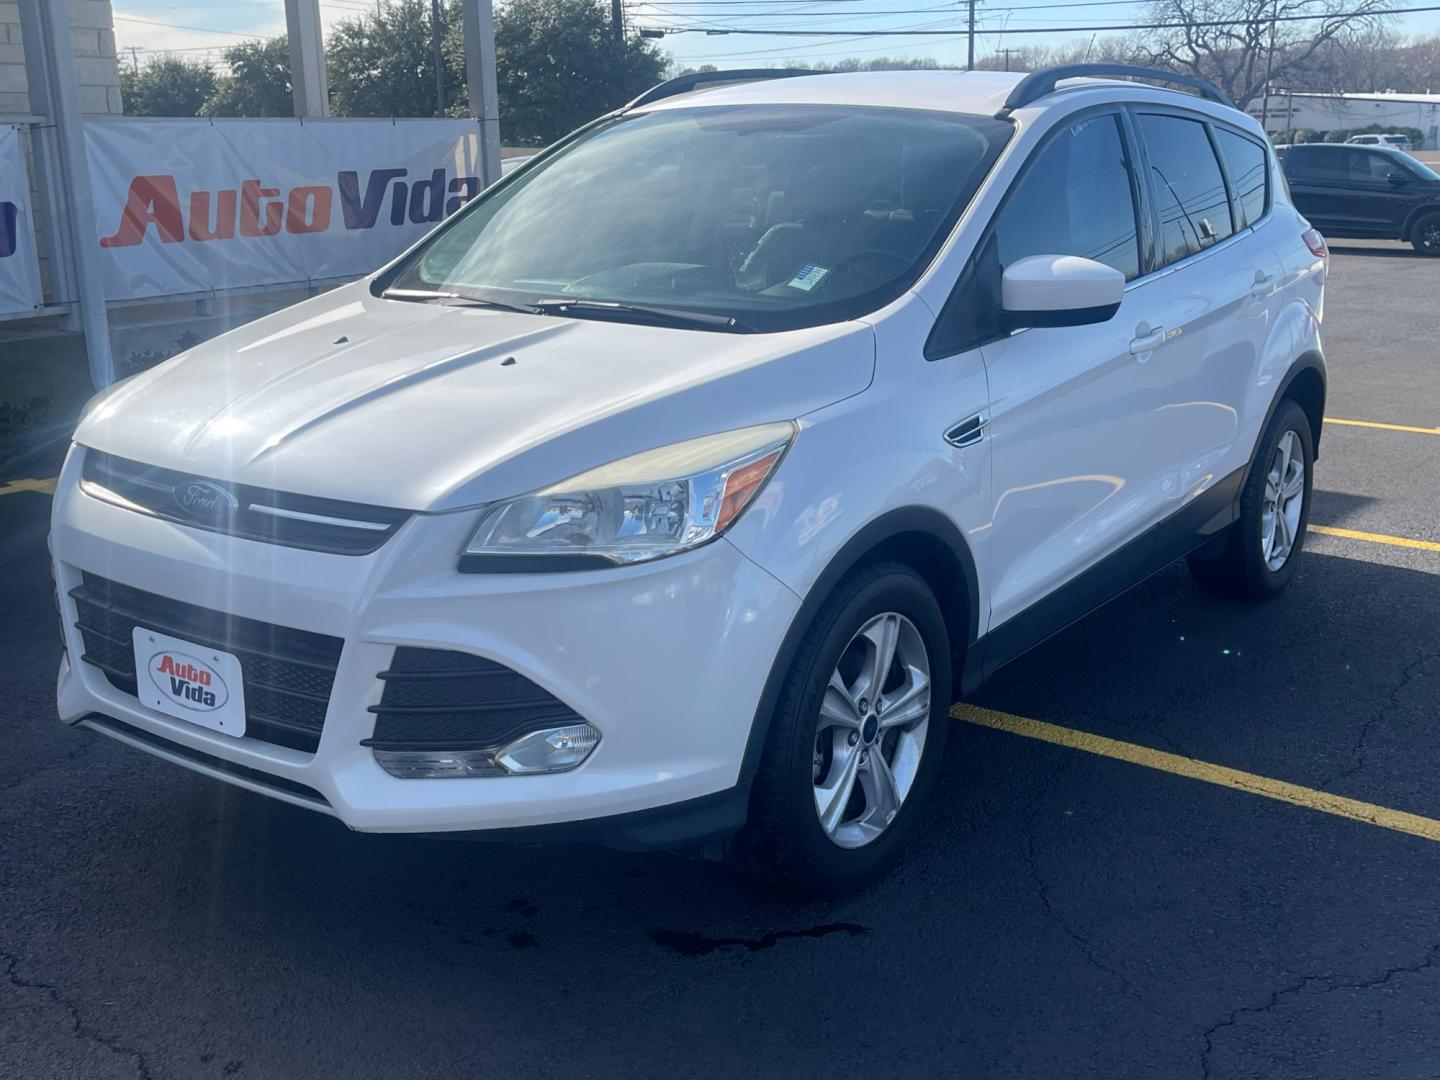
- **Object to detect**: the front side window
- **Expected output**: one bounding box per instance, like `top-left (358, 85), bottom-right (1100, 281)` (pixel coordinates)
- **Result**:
top-left (1213, 128), bottom-right (1269, 230)
top-left (992, 113), bottom-right (1140, 281)
top-left (1137, 113), bottom-right (1235, 266)
top-left (386, 105), bottom-right (1012, 332)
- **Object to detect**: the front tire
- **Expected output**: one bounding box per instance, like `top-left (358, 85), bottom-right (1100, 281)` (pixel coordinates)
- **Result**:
top-left (1410, 211), bottom-right (1440, 256)
top-left (1188, 399), bottom-right (1314, 600)
top-left (734, 562), bottom-right (951, 895)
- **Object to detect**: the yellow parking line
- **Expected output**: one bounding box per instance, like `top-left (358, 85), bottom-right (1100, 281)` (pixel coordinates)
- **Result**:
top-left (0, 477), bottom-right (57, 497)
top-left (1325, 417), bottom-right (1440, 436)
top-left (954, 704), bottom-right (1440, 844)
top-left (1309, 524), bottom-right (1440, 554)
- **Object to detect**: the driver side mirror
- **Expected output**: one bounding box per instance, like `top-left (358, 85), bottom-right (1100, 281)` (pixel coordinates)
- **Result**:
top-left (1000, 254), bottom-right (1125, 331)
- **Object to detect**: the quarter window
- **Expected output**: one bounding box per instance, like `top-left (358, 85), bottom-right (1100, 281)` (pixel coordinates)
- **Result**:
top-left (1213, 128), bottom-right (1269, 230)
top-left (992, 113), bottom-right (1140, 281)
top-left (1137, 114), bottom-right (1235, 266)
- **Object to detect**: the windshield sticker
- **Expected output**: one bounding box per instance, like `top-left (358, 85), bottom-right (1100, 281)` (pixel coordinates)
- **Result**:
top-left (788, 264), bottom-right (829, 292)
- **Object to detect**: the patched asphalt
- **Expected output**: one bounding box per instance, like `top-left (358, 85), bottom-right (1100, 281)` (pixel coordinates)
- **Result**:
top-left (3, 239), bottom-right (1439, 1080)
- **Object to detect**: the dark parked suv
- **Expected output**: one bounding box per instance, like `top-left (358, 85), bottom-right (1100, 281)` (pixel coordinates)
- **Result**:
top-left (1277, 143), bottom-right (1440, 255)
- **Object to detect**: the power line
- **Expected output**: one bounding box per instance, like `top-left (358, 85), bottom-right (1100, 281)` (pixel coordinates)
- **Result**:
top-left (112, 14), bottom-right (265, 38)
top-left (639, 2), bottom-right (1440, 34)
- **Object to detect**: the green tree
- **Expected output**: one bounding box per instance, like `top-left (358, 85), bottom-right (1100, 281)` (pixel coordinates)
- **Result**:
top-left (203, 37), bottom-right (293, 117)
top-left (120, 56), bottom-right (217, 117)
top-left (487, 0), bottom-right (668, 145)
top-left (328, 0), bottom-right (466, 118)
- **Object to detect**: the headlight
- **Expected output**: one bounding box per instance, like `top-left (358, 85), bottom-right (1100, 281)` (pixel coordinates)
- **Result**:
top-left (461, 422), bottom-right (795, 571)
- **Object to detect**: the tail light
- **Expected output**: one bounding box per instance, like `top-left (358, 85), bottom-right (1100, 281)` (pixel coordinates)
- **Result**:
top-left (1302, 229), bottom-right (1327, 258)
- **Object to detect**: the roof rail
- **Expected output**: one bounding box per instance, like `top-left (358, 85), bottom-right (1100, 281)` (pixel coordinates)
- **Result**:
top-left (626, 68), bottom-right (819, 110)
top-left (998, 64), bottom-right (1234, 115)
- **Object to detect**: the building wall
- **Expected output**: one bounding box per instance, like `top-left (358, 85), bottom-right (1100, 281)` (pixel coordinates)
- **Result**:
top-left (0, 0), bottom-right (124, 117)
top-left (1248, 93), bottom-right (1440, 148)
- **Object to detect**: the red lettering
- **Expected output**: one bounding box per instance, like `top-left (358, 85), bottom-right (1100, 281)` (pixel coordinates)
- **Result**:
top-left (188, 189), bottom-right (238, 242)
top-left (100, 175), bottom-right (184, 248)
top-left (239, 180), bottom-right (283, 237)
top-left (285, 186), bottom-right (332, 234)
top-left (158, 655), bottom-right (175, 676)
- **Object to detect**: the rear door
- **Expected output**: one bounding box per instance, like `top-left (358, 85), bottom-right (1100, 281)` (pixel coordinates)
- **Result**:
top-left (1126, 110), bottom-right (1283, 543)
top-left (1278, 146), bottom-right (1348, 232)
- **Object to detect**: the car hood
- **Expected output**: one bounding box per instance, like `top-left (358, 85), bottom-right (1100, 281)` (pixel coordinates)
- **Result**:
top-left (77, 283), bottom-right (876, 512)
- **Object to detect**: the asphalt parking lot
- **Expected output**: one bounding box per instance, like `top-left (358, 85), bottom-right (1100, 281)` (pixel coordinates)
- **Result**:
top-left (3, 239), bottom-right (1439, 1080)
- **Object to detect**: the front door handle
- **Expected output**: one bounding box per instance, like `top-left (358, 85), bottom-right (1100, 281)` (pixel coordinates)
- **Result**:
top-left (1129, 325), bottom-right (1167, 355)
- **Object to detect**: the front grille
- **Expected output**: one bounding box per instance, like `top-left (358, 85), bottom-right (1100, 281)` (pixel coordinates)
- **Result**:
top-left (364, 647), bottom-right (584, 750)
top-left (81, 450), bottom-right (411, 556)
top-left (70, 572), bottom-right (343, 754)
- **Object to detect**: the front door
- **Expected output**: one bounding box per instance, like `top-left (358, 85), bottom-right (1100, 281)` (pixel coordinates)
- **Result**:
top-left (976, 111), bottom-right (1169, 629)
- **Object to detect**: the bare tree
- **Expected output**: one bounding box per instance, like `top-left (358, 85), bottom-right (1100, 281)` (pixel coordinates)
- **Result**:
top-left (1136, 0), bottom-right (1393, 105)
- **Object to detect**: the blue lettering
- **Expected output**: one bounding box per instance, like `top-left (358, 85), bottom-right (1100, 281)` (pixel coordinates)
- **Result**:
top-left (445, 177), bottom-right (479, 217)
top-left (0, 201), bottom-right (16, 258)
top-left (408, 168), bottom-right (447, 224)
top-left (337, 168), bottom-right (407, 230)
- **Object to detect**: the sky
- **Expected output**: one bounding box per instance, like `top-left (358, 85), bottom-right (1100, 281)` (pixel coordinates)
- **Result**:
top-left (110, 1), bottom-right (1440, 76)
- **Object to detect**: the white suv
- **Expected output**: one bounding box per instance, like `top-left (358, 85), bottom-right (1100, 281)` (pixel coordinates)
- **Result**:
top-left (52, 65), bottom-right (1327, 893)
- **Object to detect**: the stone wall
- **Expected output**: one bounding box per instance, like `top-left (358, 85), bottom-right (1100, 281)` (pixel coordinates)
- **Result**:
top-left (0, 0), bottom-right (123, 117)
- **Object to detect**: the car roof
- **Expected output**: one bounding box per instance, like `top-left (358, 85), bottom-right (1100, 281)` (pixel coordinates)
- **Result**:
top-left (630, 69), bottom-right (1252, 123)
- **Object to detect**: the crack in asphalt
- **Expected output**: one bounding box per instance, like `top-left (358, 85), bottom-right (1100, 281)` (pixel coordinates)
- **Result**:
top-left (1197, 941), bottom-right (1440, 1078)
top-left (1021, 795), bottom-right (1171, 1024)
top-left (1, 948), bottom-right (153, 1080)
top-left (1323, 644), bottom-right (1438, 789)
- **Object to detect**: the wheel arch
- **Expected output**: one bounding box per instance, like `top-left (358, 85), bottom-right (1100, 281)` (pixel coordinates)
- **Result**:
top-left (1400, 202), bottom-right (1440, 242)
top-left (737, 506), bottom-right (980, 786)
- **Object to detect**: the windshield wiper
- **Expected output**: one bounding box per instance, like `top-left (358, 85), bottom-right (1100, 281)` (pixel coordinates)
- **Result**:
top-left (381, 288), bottom-right (542, 315)
top-left (532, 298), bottom-right (749, 332)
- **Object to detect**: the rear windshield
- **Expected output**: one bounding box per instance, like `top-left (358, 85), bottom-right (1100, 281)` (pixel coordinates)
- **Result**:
top-left (385, 105), bottom-right (1013, 332)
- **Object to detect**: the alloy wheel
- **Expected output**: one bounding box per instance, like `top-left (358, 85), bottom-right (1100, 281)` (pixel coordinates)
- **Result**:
top-left (812, 612), bottom-right (931, 850)
top-left (1421, 222), bottom-right (1440, 254)
top-left (1261, 429), bottom-right (1305, 571)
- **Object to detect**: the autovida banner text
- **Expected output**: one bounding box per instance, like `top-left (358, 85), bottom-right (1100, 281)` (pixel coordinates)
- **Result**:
top-left (84, 118), bottom-right (484, 301)
top-left (0, 124), bottom-right (43, 316)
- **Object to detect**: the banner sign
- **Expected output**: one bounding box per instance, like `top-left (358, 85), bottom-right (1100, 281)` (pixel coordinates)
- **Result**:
top-left (0, 124), bottom-right (44, 316)
top-left (84, 118), bottom-right (484, 301)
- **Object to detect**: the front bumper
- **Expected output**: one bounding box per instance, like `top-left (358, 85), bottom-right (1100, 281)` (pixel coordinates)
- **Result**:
top-left (51, 450), bottom-right (801, 843)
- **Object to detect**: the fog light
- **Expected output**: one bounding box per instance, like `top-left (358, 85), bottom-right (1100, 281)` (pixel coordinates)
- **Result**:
top-left (372, 748), bottom-right (509, 779)
top-left (496, 723), bottom-right (601, 774)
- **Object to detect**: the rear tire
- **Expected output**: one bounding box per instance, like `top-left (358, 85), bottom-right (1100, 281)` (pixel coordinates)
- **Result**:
top-left (1188, 399), bottom-right (1314, 601)
top-left (733, 562), bottom-right (951, 896)
top-left (1410, 211), bottom-right (1440, 256)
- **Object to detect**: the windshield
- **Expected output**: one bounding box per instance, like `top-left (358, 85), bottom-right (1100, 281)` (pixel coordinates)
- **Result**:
top-left (385, 104), bottom-right (1012, 332)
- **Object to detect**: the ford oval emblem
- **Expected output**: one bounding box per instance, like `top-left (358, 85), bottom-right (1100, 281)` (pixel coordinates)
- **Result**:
top-left (174, 480), bottom-right (239, 524)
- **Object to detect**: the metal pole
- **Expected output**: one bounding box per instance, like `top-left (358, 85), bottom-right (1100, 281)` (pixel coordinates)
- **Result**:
top-left (19, 0), bottom-right (114, 388)
top-left (284, 0), bottom-right (330, 118)
top-left (463, 0), bottom-right (503, 188)
top-left (612, 0), bottom-right (624, 47)
top-left (430, 0), bottom-right (448, 115)
top-left (966, 0), bottom-right (976, 71)
top-left (1259, 0), bottom-right (1278, 132)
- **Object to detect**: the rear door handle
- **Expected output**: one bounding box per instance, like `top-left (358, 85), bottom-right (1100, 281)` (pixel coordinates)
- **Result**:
top-left (1250, 271), bottom-right (1274, 298)
top-left (1129, 326), bottom-right (1166, 355)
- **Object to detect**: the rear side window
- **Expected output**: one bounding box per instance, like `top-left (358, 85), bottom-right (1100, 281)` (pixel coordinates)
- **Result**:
top-left (1213, 128), bottom-right (1269, 230)
top-left (992, 113), bottom-right (1140, 280)
top-left (1137, 113), bottom-right (1234, 266)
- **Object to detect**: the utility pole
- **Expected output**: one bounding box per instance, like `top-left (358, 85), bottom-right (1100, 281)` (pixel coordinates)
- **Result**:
top-left (1000, 46), bottom-right (1013, 71)
top-left (612, 0), bottom-right (624, 46)
top-left (966, 0), bottom-right (976, 71)
top-left (1259, 0), bottom-right (1278, 132)
top-left (128, 45), bottom-right (139, 72)
top-left (430, 0), bottom-right (447, 115)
